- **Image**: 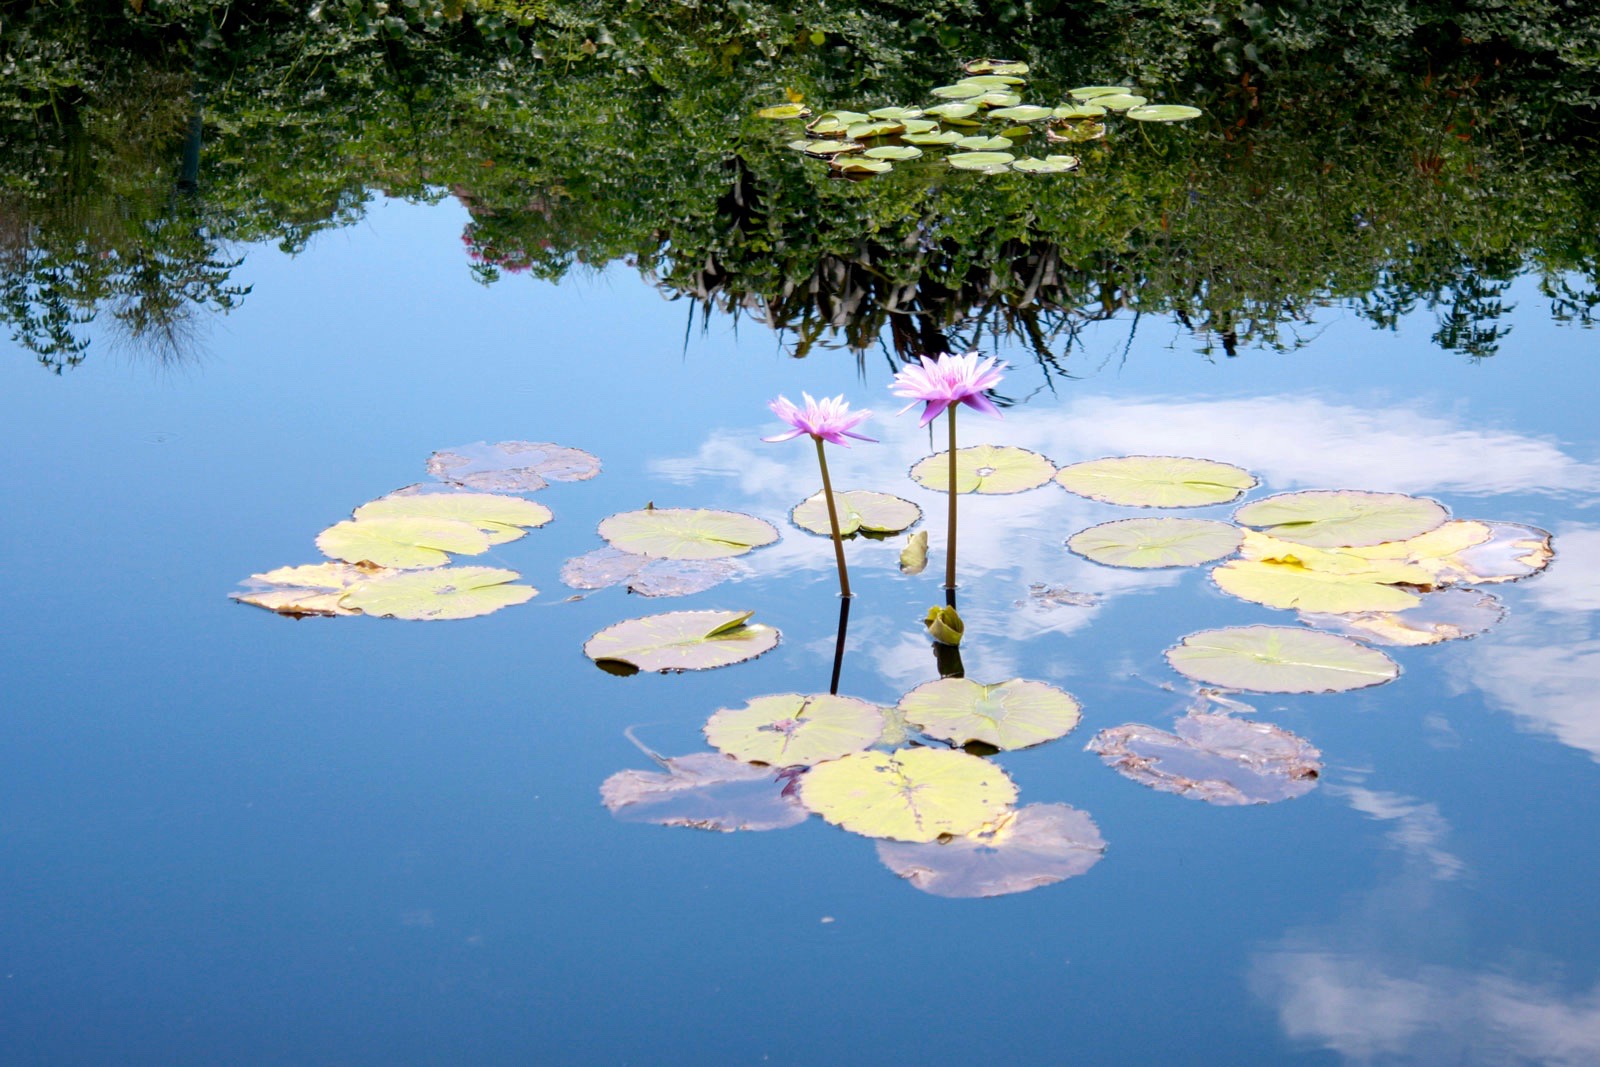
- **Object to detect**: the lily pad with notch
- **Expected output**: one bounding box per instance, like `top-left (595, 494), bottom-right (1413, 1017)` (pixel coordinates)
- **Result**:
top-left (931, 83), bottom-right (986, 100)
top-left (1127, 104), bottom-right (1203, 122)
top-left (1087, 712), bottom-right (1322, 805)
top-left (316, 515), bottom-right (490, 569)
top-left (898, 677), bottom-right (1082, 751)
top-left (704, 693), bottom-right (885, 767)
top-left (955, 135), bottom-right (1014, 150)
top-left (584, 609), bottom-right (779, 674)
top-left (1211, 558), bottom-right (1425, 614)
top-left (1052, 103), bottom-right (1106, 120)
top-left (791, 489), bottom-right (921, 537)
top-left (798, 747), bottom-right (1018, 843)
top-left (1166, 625), bottom-right (1399, 693)
top-left (789, 139), bottom-right (863, 157)
top-left (427, 440), bottom-right (601, 492)
top-left (832, 157), bottom-right (894, 176)
top-left (1068, 85), bottom-right (1134, 100)
top-left (924, 102), bottom-right (979, 119)
top-left (876, 803), bottom-right (1105, 898)
top-left (1068, 517), bottom-right (1242, 568)
top-left (1234, 490), bottom-right (1449, 548)
top-left (1055, 455), bottom-right (1257, 508)
top-left (904, 130), bottom-right (963, 146)
top-left (340, 565), bottom-right (536, 620)
top-left (598, 507), bottom-right (779, 560)
top-left (353, 488), bottom-right (552, 544)
top-left (232, 561), bottom-right (389, 617)
top-left (911, 445), bottom-right (1057, 494)
top-left (864, 145), bottom-right (923, 161)
top-left (946, 151), bottom-right (1017, 172)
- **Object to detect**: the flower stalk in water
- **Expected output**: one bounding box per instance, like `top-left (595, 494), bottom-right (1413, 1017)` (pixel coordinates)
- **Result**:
top-left (764, 392), bottom-right (876, 598)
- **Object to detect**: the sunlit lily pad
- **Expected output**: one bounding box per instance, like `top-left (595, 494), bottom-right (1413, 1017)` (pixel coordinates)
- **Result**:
top-left (954, 135), bottom-right (1014, 150)
top-left (974, 91), bottom-right (1023, 108)
top-left (1092, 93), bottom-right (1148, 110)
top-left (584, 609), bottom-right (779, 674)
top-left (846, 120), bottom-right (903, 139)
top-left (1210, 559), bottom-right (1425, 613)
top-left (903, 130), bottom-right (964, 146)
top-left (924, 101), bottom-right (979, 119)
top-left (353, 489), bottom-right (552, 544)
top-left (864, 145), bottom-right (924, 161)
top-left (1126, 104), bottom-right (1203, 122)
top-left (1068, 517), bottom-right (1242, 568)
top-left (833, 157), bottom-right (893, 176)
top-left (899, 118), bottom-right (939, 134)
top-left (910, 445), bottom-right (1056, 494)
top-left (1301, 588), bottom-right (1506, 646)
top-left (1166, 625), bottom-right (1399, 693)
top-left (959, 74), bottom-right (1026, 88)
top-left (932, 83), bottom-right (986, 100)
top-left (340, 565), bottom-right (535, 620)
top-left (1054, 455), bottom-right (1257, 507)
top-left (1234, 490), bottom-right (1449, 548)
top-left (809, 110), bottom-right (868, 130)
top-left (1046, 120), bottom-right (1106, 143)
top-left (868, 106), bottom-right (924, 120)
top-left (1239, 530), bottom-right (1436, 582)
top-left (426, 440), bottom-right (601, 492)
top-left (1052, 103), bottom-right (1106, 119)
top-left (1382, 521), bottom-right (1553, 585)
top-left (877, 804), bottom-right (1105, 898)
top-left (231, 561), bottom-right (388, 617)
top-left (600, 752), bottom-right (807, 832)
top-left (963, 59), bottom-right (1030, 76)
top-left (899, 677), bottom-right (1082, 750)
top-left (316, 516), bottom-right (490, 569)
top-left (1012, 155), bottom-right (1080, 173)
top-left (560, 546), bottom-right (741, 598)
top-left (756, 103), bottom-right (811, 119)
top-left (900, 530), bottom-right (929, 574)
top-left (987, 105), bottom-right (1053, 123)
top-left (1087, 713), bottom-right (1322, 805)
top-left (599, 507), bottom-right (779, 560)
top-left (789, 139), bottom-right (863, 157)
top-left (1069, 85), bottom-right (1133, 100)
top-left (704, 694), bottom-right (885, 767)
top-left (791, 490), bottom-right (921, 537)
top-left (799, 747), bottom-right (1018, 843)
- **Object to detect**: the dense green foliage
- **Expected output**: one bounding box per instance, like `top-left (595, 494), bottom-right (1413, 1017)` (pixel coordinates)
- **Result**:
top-left (2, 0), bottom-right (1597, 369)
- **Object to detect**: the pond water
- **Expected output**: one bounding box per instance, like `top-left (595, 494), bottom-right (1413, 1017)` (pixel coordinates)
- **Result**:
top-left (6, 190), bottom-right (1600, 1064)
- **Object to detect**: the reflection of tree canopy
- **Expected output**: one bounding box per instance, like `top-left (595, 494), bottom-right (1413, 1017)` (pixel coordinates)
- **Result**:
top-left (2, 1), bottom-right (1597, 369)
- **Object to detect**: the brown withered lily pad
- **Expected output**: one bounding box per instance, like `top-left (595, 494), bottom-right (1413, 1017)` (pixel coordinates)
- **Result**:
top-left (427, 440), bottom-right (601, 492)
top-left (876, 803), bottom-right (1106, 898)
top-left (560, 546), bottom-right (743, 598)
top-left (1087, 712), bottom-right (1323, 805)
top-left (600, 752), bottom-right (807, 832)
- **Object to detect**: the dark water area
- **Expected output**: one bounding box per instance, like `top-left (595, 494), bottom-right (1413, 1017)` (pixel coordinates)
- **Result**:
top-left (3, 5), bottom-right (1600, 1065)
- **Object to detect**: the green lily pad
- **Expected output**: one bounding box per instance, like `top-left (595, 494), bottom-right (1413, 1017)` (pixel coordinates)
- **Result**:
top-left (1046, 120), bottom-right (1107, 143)
top-left (426, 440), bottom-right (600, 492)
top-left (798, 747), bottom-right (1018, 843)
top-left (791, 490), bottom-right (921, 537)
top-left (600, 752), bottom-right (807, 832)
top-left (231, 561), bottom-right (389, 617)
top-left (1052, 103), bottom-right (1106, 119)
top-left (1088, 713), bottom-right (1322, 805)
top-left (1211, 559), bottom-right (1425, 613)
top-left (1068, 517), bottom-right (1243, 568)
top-left (959, 74), bottom-right (1026, 88)
top-left (340, 565), bottom-right (536, 620)
top-left (1301, 588), bottom-right (1506, 647)
top-left (998, 125), bottom-right (1034, 139)
top-left (987, 105), bottom-right (1053, 123)
top-left (1165, 625), bottom-right (1400, 693)
top-left (864, 145), bottom-right (924, 161)
top-left (560, 546), bottom-right (740, 598)
top-left (963, 59), bottom-right (1030, 76)
top-left (1069, 85), bottom-right (1133, 100)
top-left (598, 507), bottom-right (779, 560)
top-left (974, 91), bottom-right (1023, 108)
top-left (584, 609), bottom-right (779, 674)
top-left (1126, 104), bottom-right (1203, 122)
top-left (924, 102), bottom-right (979, 119)
top-left (353, 489), bottom-right (552, 544)
top-left (1092, 93), bottom-right (1148, 110)
top-left (1054, 455), bottom-right (1257, 508)
top-left (789, 139), bottom-right (862, 156)
top-left (911, 445), bottom-right (1057, 494)
top-left (868, 106), bottom-right (924, 120)
top-left (931, 83), bottom-right (986, 100)
top-left (899, 118), bottom-right (939, 135)
top-left (902, 130), bottom-right (964, 146)
top-left (756, 103), bottom-right (811, 119)
top-left (833, 157), bottom-right (894, 175)
top-left (846, 120), bottom-right (903, 139)
top-left (900, 530), bottom-right (929, 574)
top-left (1012, 154), bottom-right (1080, 174)
top-left (1234, 490), bottom-right (1449, 548)
top-left (899, 677), bottom-right (1082, 750)
top-left (955, 135), bottom-right (1014, 150)
top-left (704, 693), bottom-right (885, 767)
top-left (946, 151), bottom-right (1016, 172)
top-left (316, 516), bottom-right (490, 569)
top-left (876, 803), bottom-right (1105, 898)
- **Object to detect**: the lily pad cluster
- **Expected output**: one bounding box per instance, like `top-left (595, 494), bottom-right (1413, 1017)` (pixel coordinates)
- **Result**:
top-left (755, 60), bottom-right (1199, 179)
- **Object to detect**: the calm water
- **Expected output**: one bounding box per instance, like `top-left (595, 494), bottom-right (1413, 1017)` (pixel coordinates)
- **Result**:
top-left (4, 196), bottom-right (1599, 1065)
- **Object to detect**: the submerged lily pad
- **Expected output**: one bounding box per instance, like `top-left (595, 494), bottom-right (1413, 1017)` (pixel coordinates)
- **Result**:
top-left (900, 530), bottom-right (929, 574)
top-left (1088, 712), bottom-right (1322, 805)
top-left (756, 103), bottom-right (811, 119)
top-left (316, 516), bottom-right (490, 569)
top-left (948, 151), bottom-right (1016, 172)
top-left (799, 747), bottom-right (1018, 843)
top-left (899, 677), bottom-right (1082, 750)
top-left (426, 440), bottom-right (601, 492)
top-left (910, 445), bottom-right (1057, 494)
top-left (1126, 104), bottom-right (1203, 122)
top-left (1012, 155), bottom-right (1080, 173)
top-left (1301, 588), bottom-right (1506, 646)
top-left (353, 489), bottom-right (552, 544)
top-left (599, 507), bottom-right (779, 560)
top-left (1234, 490), bottom-right (1448, 548)
top-left (560, 546), bottom-right (740, 598)
top-left (600, 752), bottom-right (807, 832)
top-left (1406, 521), bottom-right (1553, 585)
top-left (876, 803), bottom-right (1105, 898)
top-left (340, 565), bottom-right (536, 620)
top-left (791, 490), bottom-right (921, 537)
top-left (1166, 625), bottom-right (1399, 693)
top-left (1054, 455), bottom-right (1257, 507)
top-left (1211, 559), bottom-right (1425, 614)
top-left (232, 561), bottom-right (388, 617)
top-left (584, 609), bottom-right (779, 674)
top-left (1068, 517), bottom-right (1242, 568)
top-left (704, 694), bottom-right (885, 767)
top-left (1046, 120), bottom-right (1107, 143)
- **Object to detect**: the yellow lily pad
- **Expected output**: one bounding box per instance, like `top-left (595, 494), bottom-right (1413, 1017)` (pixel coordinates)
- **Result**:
top-left (704, 693), bottom-right (885, 767)
top-left (899, 530), bottom-right (929, 574)
top-left (1211, 558), bottom-right (1425, 613)
top-left (598, 507), bottom-right (779, 560)
top-left (340, 565), bottom-right (536, 620)
top-left (910, 445), bottom-right (1056, 494)
top-left (791, 490), bottom-right (921, 537)
top-left (1234, 489), bottom-right (1449, 547)
top-left (353, 489), bottom-right (552, 545)
top-left (756, 103), bottom-right (811, 119)
top-left (583, 609), bottom-right (779, 674)
top-left (1054, 455), bottom-right (1257, 507)
top-left (898, 677), bottom-right (1082, 750)
top-left (1068, 517), bottom-right (1242, 568)
top-left (1166, 625), bottom-right (1399, 693)
top-left (315, 515), bottom-right (490, 569)
top-left (798, 747), bottom-right (1018, 843)
top-left (231, 561), bottom-right (389, 617)
top-left (876, 804), bottom-right (1106, 898)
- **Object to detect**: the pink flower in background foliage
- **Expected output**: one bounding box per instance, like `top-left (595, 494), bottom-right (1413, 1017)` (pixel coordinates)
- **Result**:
top-left (890, 352), bottom-right (1007, 426)
top-left (763, 393), bottom-right (877, 447)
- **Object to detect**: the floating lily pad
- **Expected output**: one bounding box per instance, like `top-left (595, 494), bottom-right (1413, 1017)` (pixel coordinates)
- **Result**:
top-left (1052, 103), bottom-right (1107, 119)
top-left (789, 139), bottom-right (862, 156)
top-left (1411, 521), bottom-right (1553, 585)
top-left (799, 747), bottom-right (1018, 843)
top-left (864, 145), bottom-right (924, 161)
top-left (232, 561), bottom-right (388, 617)
top-left (910, 445), bottom-right (1057, 494)
top-left (932, 83), bottom-right (986, 100)
top-left (584, 609), bottom-right (779, 674)
top-left (1092, 93), bottom-right (1148, 110)
top-left (426, 440), bottom-right (600, 492)
top-left (846, 120), bottom-right (903, 139)
top-left (868, 106), bottom-right (924, 120)
top-left (599, 507), bottom-right (779, 560)
top-left (1211, 559), bottom-right (1425, 613)
top-left (340, 565), bottom-right (536, 620)
top-left (987, 105), bottom-right (1053, 123)
top-left (899, 677), bottom-right (1082, 751)
top-left (1012, 155), bottom-right (1080, 173)
top-left (316, 516), bottom-right (490, 569)
top-left (877, 804), bottom-right (1105, 898)
top-left (955, 135), bottom-right (1014, 150)
top-left (1054, 455), bottom-right (1257, 508)
top-left (1239, 530), bottom-right (1436, 582)
top-left (963, 59), bottom-right (1030, 76)
top-left (998, 125), bottom-right (1034, 139)
top-left (899, 118), bottom-right (939, 135)
top-left (756, 103), bottom-right (811, 119)
top-left (833, 157), bottom-right (893, 176)
top-left (1046, 120), bottom-right (1107, 143)
top-left (600, 752), bottom-right (807, 832)
top-left (1069, 85), bottom-right (1133, 100)
top-left (353, 489), bottom-right (552, 544)
top-left (809, 110), bottom-right (868, 130)
top-left (900, 530), bottom-right (929, 574)
top-left (1166, 625), bottom-right (1399, 693)
top-left (1087, 713), bottom-right (1322, 805)
top-left (560, 546), bottom-right (741, 598)
top-left (948, 150), bottom-right (1016, 172)
top-left (1126, 104), bottom-right (1203, 122)
top-left (1301, 588), bottom-right (1506, 646)
top-left (924, 102), bottom-right (980, 119)
top-left (704, 694), bottom-right (885, 767)
top-left (791, 489), bottom-right (921, 537)
top-left (974, 91), bottom-right (1023, 108)
top-left (1234, 490), bottom-right (1449, 548)
top-left (1068, 517), bottom-right (1243, 568)
top-left (959, 74), bottom-right (1026, 88)
top-left (903, 130), bottom-right (963, 146)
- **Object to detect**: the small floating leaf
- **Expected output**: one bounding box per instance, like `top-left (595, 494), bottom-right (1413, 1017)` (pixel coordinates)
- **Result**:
top-left (1012, 154), bottom-right (1081, 173)
top-left (353, 490), bottom-right (552, 544)
top-left (584, 609), bottom-right (779, 673)
top-left (1092, 93), bottom-right (1148, 110)
top-left (426, 440), bottom-right (600, 492)
top-left (959, 74), bottom-right (1027, 88)
top-left (1046, 120), bottom-right (1107, 143)
top-left (790, 139), bottom-right (863, 156)
top-left (756, 103), bottom-right (811, 119)
top-left (932, 83), bottom-right (986, 100)
top-left (1211, 559), bottom-right (1425, 613)
top-left (600, 752), bottom-right (807, 832)
top-left (791, 489), bottom-right (921, 537)
top-left (560, 546), bottom-right (740, 597)
top-left (1301, 588), bottom-right (1506, 647)
top-left (877, 803), bottom-right (1105, 898)
top-left (1234, 490), bottom-right (1449, 548)
top-left (832, 157), bottom-right (893, 175)
top-left (924, 102), bottom-right (979, 119)
top-left (963, 59), bottom-right (1030, 76)
top-left (903, 130), bottom-right (964, 145)
top-left (911, 445), bottom-right (1056, 493)
top-left (899, 118), bottom-right (939, 134)
top-left (868, 106), bottom-right (924, 120)
top-left (1126, 104), bottom-right (1203, 122)
top-left (987, 105), bottom-right (1053, 123)
top-left (598, 507), bottom-right (779, 560)
top-left (954, 135), bottom-right (1014, 150)
top-left (1069, 85), bottom-right (1133, 100)
top-left (1068, 517), bottom-right (1242, 568)
top-left (340, 565), bottom-right (535, 620)
top-left (1054, 455), bottom-right (1257, 507)
top-left (846, 120), bottom-right (903, 139)
top-left (704, 694), bottom-right (885, 767)
top-left (863, 145), bottom-right (924, 161)
top-left (947, 151), bottom-right (1016, 171)
top-left (232, 562), bottom-right (388, 617)
top-left (1052, 103), bottom-right (1106, 119)
top-left (1166, 625), bottom-right (1399, 693)
top-left (798, 748), bottom-right (1018, 843)
top-left (1088, 713), bottom-right (1322, 805)
top-left (900, 531), bottom-right (929, 575)
top-left (899, 677), bottom-right (1082, 751)
top-left (316, 516), bottom-right (490, 569)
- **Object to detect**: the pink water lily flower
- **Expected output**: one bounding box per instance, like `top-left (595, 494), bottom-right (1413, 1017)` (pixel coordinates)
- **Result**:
top-left (890, 352), bottom-right (1007, 426)
top-left (763, 393), bottom-right (877, 447)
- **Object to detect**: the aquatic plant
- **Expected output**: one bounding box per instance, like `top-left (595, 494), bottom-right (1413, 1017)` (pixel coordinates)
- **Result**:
top-left (764, 392), bottom-right (876, 598)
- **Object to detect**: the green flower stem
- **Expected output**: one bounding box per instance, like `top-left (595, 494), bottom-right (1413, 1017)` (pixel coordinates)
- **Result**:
top-left (945, 404), bottom-right (958, 592)
top-left (814, 435), bottom-right (852, 599)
